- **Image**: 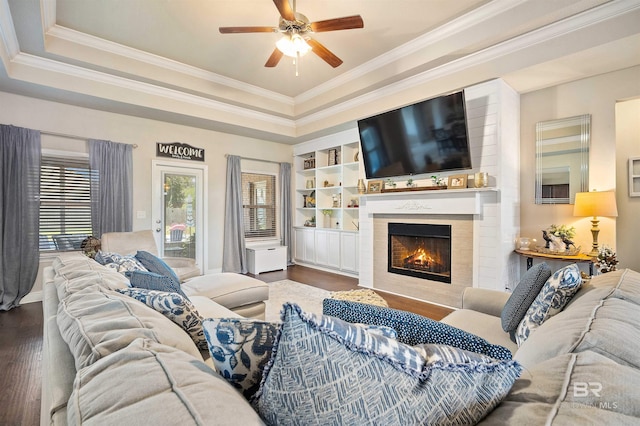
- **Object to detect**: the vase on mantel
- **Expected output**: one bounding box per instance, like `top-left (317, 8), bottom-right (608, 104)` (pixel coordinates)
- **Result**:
top-left (357, 179), bottom-right (366, 194)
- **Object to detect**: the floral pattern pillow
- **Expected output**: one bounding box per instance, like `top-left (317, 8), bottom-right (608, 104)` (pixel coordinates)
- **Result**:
top-left (202, 318), bottom-right (279, 400)
top-left (95, 251), bottom-right (147, 276)
top-left (515, 263), bottom-right (582, 346)
top-left (202, 315), bottom-right (398, 400)
top-left (117, 288), bottom-right (207, 350)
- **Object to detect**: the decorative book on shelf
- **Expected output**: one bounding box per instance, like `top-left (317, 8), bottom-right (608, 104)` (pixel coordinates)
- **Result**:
top-left (303, 157), bottom-right (316, 170)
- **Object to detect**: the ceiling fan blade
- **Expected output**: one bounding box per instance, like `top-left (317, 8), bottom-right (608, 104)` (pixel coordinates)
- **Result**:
top-left (272, 0), bottom-right (295, 21)
top-left (265, 48), bottom-right (284, 67)
top-left (307, 38), bottom-right (343, 68)
top-left (219, 26), bottom-right (276, 34)
top-left (310, 15), bottom-right (364, 32)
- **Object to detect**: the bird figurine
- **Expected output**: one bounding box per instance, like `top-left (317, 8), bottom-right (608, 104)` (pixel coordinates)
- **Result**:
top-left (562, 236), bottom-right (576, 249)
top-left (542, 230), bottom-right (552, 249)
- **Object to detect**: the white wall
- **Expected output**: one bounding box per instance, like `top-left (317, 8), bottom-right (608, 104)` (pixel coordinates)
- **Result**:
top-left (520, 66), bottom-right (640, 271)
top-left (0, 91), bottom-right (293, 299)
top-left (615, 98), bottom-right (640, 270)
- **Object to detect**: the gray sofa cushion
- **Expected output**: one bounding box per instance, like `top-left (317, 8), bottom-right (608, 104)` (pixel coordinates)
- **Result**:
top-left (480, 351), bottom-right (640, 425)
top-left (501, 262), bottom-right (551, 332)
top-left (515, 269), bottom-right (640, 369)
top-left (441, 309), bottom-right (518, 354)
top-left (67, 339), bottom-right (264, 425)
top-left (57, 285), bottom-right (201, 370)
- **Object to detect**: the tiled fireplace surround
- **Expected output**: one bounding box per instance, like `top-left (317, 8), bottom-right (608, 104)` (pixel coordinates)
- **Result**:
top-left (358, 79), bottom-right (521, 308)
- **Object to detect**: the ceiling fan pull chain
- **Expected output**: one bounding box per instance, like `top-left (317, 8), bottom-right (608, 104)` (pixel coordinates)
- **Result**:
top-left (295, 52), bottom-right (300, 77)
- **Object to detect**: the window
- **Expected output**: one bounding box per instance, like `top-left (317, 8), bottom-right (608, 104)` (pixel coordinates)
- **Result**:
top-left (242, 172), bottom-right (277, 239)
top-left (39, 155), bottom-right (96, 251)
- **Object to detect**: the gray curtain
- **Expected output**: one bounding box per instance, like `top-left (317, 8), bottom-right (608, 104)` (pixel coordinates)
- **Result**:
top-left (0, 125), bottom-right (41, 311)
top-left (222, 155), bottom-right (247, 273)
top-left (279, 162), bottom-right (293, 265)
top-left (89, 139), bottom-right (133, 237)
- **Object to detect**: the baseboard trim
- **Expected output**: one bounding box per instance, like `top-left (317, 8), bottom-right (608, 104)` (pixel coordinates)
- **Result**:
top-left (20, 291), bottom-right (43, 304)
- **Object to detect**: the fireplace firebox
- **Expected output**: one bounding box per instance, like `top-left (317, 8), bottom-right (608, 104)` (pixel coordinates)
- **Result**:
top-left (388, 223), bottom-right (451, 283)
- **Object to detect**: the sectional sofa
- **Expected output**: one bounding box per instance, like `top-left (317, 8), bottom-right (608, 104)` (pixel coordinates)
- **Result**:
top-left (41, 252), bottom-right (640, 424)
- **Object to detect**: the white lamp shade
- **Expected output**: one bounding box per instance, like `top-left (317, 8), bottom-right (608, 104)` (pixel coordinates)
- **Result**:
top-left (573, 191), bottom-right (618, 217)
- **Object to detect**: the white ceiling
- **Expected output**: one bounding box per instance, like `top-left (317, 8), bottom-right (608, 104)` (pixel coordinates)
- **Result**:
top-left (1, 0), bottom-right (639, 143)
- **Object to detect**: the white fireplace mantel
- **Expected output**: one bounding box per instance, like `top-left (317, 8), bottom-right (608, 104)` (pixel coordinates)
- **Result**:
top-left (363, 188), bottom-right (498, 216)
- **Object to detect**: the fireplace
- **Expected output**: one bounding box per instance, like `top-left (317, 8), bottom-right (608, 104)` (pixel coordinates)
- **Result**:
top-left (388, 223), bottom-right (452, 283)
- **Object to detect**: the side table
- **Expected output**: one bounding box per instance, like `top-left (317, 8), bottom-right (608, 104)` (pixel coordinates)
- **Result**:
top-left (514, 249), bottom-right (595, 276)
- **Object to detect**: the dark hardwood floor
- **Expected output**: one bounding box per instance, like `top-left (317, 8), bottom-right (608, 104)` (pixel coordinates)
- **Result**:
top-left (0, 265), bottom-right (452, 426)
top-left (0, 301), bottom-right (43, 426)
top-left (254, 265), bottom-right (453, 320)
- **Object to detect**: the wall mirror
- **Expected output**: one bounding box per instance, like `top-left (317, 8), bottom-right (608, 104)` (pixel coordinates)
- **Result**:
top-left (535, 114), bottom-right (590, 204)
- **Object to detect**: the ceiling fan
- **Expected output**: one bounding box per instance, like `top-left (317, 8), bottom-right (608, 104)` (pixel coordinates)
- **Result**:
top-left (219, 0), bottom-right (364, 69)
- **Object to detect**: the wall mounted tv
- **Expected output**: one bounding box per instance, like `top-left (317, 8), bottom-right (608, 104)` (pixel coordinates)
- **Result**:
top-left (357, 90), bottom-right (472, 179)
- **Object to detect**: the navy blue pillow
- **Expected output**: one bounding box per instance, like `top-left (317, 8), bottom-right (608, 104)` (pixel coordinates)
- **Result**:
top-left (322, 298), bottom-right (512, 360)
top-left (135, 251), bottom-right (181, 282)
top-left (128, 270), bottom-right (189, 300)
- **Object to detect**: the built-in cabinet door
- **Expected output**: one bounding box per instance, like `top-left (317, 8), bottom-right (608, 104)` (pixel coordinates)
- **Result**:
top-left (315, 230), bottom-right (341, 269)
top-left (327, 231), bottom-right (341, 269)
top-left (315, 230), bottom-right (329, 266)
top-left (294, 228), bottom-right (306, 261)
top-left (340, 232), bottom-right (359, 273)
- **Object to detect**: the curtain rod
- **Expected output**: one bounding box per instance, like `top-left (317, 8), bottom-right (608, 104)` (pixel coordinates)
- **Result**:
top-left (40, 130), bottom-right (138, 148)
top-left (225, 154), bottom-right (283, 165)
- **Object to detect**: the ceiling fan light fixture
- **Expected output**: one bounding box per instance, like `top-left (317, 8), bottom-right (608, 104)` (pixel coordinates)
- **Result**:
top-left (276, 33), bottom-right (311, 58)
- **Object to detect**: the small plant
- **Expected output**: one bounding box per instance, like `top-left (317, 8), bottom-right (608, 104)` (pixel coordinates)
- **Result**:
top-left (596, 245), bottom-right (618, 273)
top-left (548, 224), bottom-right (576, 240)
top-left (406, 178), bottom-right (414, 188)
top-left (321, 209), bottom-right (332, 216)
top-left (431, 175), bottom-right (446, 186)
top-left (385, 178), bottom-right (396, 188)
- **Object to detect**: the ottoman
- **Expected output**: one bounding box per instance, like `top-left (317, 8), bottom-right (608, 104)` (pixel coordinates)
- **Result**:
top-left (182, 273), bottom-right (269, 319)
top-left (328, 289), bottom-right (389, 308)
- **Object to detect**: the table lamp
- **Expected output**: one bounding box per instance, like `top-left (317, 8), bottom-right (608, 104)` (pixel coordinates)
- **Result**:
top-left (573, 191), bottom-right (618, 256)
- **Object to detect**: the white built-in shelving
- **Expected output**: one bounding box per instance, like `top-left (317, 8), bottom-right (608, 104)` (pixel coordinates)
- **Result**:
top-left (293, 132), bottom-right (362, 276)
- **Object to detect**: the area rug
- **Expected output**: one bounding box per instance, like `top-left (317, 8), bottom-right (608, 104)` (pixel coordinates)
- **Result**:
top-left (265, 280), bottom-right (330, 322)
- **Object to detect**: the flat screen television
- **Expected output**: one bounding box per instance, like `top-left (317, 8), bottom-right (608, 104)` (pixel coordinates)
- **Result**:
top-left (357, 90), bottom-right (472, 179)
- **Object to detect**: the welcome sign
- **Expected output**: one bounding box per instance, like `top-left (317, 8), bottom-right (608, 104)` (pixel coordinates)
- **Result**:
top-left (156, 142), bottom-right (205, 162)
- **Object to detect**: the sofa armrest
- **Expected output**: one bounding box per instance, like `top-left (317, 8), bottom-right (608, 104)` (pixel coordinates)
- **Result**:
top-left (461, 288), bottom-right (510, 318)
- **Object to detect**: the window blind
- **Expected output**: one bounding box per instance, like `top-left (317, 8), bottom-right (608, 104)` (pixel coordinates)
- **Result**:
top-left (242, 172), bottom-right (277, 239)
top-left (39, 156), bottom-right (96, 251)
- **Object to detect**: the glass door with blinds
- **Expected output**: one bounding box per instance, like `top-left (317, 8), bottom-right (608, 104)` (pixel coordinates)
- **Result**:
top-left (39, 153), bottom-right (96, 251)
top-left (152, 160), bottom-right (206, 272)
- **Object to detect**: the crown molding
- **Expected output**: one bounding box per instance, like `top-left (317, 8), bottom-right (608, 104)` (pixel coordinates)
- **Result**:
top-left (296, 0), bottom-right (640, 128)
top-left (12, 52), bottom-right (296, 130)
top-left (41, 0), bottom-right (56, 32)
top-left (45, 25), bottom-right (295, 107)
top-left (0, 0), bottom-right (19, 59)
top-left (294, 0), bottom-right (527, 104)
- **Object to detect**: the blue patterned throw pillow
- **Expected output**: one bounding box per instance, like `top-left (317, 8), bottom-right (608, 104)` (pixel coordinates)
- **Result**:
top-left (202, 318), bottom-right (279, 400)
top-left (135, 250), bottom-right (182, 283)
top-left (254, 303), bottom-right (522, 425)
top-left (202, 317), bottom-right (398, 400)
top-left (515, 263), bottom-right (582, 346)
top-left (128, 270), bottom-right (189, 300)
top-left (117, 287), bottom-right (207, 350)
top-left (94, 251), bottom-right (147, 275)
top-left (323, 298), bottom-right (512, 360)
